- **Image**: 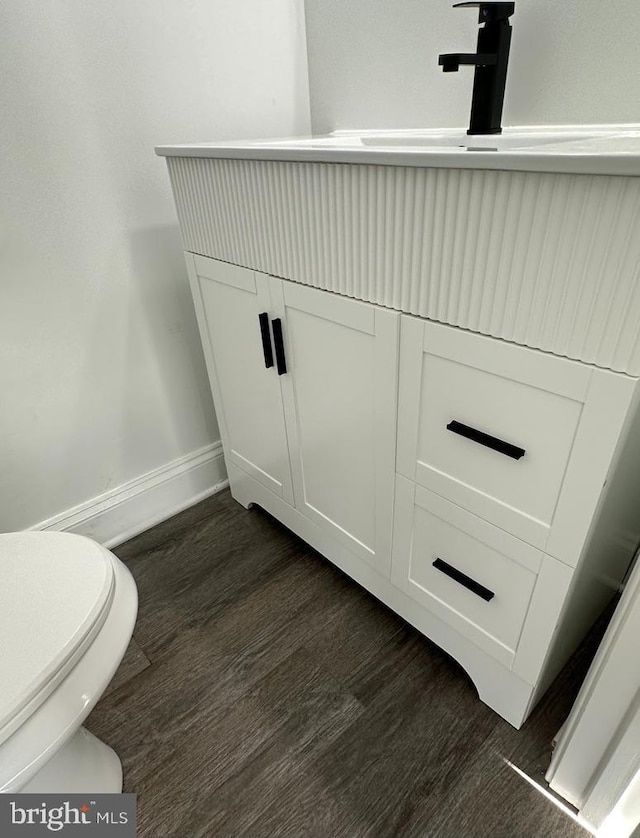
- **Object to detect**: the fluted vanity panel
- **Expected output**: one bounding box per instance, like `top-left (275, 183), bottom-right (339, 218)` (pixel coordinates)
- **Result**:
top-left (167, 156), bottom-right (640, 375)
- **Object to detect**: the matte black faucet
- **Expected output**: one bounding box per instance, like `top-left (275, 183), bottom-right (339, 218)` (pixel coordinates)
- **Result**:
top-left (438, 2), bottom-right (515, 135)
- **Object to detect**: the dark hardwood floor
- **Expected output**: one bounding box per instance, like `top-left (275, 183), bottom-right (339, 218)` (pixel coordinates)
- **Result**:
top-left (86, 489), bottom-right (600, 837)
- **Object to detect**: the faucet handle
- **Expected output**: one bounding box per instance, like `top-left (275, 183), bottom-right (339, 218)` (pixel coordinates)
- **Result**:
top-left (453, 2), bottom-right (515, 23)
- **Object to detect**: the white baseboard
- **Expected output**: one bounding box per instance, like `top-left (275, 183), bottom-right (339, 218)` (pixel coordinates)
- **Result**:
top-left (31, 441), bottom-right (228, 549)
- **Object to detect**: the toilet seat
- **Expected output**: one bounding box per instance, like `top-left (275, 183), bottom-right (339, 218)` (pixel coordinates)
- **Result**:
top-left (0, 532), bottom-right (115, 746)
top-left (0, 535), bottom-right (137, 794)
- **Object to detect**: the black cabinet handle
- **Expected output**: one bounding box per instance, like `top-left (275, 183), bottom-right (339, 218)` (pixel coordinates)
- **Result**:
top-left (433, 558), bottom-right (495, 602)
top-left (258, 312), bottom-right (274, 369)
top-left (446, 420), bottom-right (525, 460)
top-left (272, 318), bottom-right (287, 375)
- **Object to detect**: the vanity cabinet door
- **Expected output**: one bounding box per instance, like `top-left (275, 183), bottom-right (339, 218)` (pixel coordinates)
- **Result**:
top-left (186, 254), bottom-right (294, 504)
top-left (270, 280), bottom-right (399, 577)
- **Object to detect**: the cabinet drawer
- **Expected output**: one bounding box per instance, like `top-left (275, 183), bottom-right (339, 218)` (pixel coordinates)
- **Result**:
top-left (397, 318), bottom-right (598, 551)
top-left (392, 476), bottom-right (543, 667)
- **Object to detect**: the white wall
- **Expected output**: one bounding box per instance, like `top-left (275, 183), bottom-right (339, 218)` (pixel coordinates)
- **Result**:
top-left (304, 0), bottom-right (640, 132)
top-left (0, 1), bottom-right (310, 534)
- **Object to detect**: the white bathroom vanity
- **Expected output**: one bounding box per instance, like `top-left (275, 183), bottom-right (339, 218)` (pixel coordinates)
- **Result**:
top-left (157, 126), bottom-right (640, 727)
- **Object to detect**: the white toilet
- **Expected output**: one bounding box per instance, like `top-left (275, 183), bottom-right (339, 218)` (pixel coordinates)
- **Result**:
top-left (0, 531), bottom-right (137, 793)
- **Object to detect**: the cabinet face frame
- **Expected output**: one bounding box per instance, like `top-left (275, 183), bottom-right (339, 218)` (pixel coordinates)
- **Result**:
top-left (183, 250), bottom-right (640, 728)
top-left (186, 254), bottom-right (295, 504)
top-left (269, 278), bottom-right (400, 577)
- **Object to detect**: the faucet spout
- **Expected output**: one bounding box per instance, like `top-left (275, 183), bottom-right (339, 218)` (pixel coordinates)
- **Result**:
top-left (438, 2), bottom-right (515, 135)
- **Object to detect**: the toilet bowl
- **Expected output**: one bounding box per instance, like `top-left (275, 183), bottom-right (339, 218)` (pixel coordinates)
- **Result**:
top-left (0, 531), bottom-right (138, 793)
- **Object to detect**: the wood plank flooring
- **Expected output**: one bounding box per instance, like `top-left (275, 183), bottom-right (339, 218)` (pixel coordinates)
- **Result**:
top-left (86, 489), bottom-right (602, 837)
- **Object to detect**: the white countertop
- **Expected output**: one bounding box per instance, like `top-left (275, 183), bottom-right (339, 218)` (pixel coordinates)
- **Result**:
top-left (156, 125), bottom-right (640, 176)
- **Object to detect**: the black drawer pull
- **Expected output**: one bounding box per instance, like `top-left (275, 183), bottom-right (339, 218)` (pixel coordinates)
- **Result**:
top-left (258, 312), bottom-right (274, 369)
top-left (446, 420), bottom-right (525, 460)
top-left (433, 558), bottom-right (495, 602)
top-left (272, 318), bottom-right (287, 375)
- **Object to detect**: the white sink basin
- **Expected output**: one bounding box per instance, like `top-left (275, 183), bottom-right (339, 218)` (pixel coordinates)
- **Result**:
top-left (254, 130), bottom-right (599, 151)
top-left (358, 133), bottom-right (596, 150)
top-left (156, 125), bottom-right (640, 176)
